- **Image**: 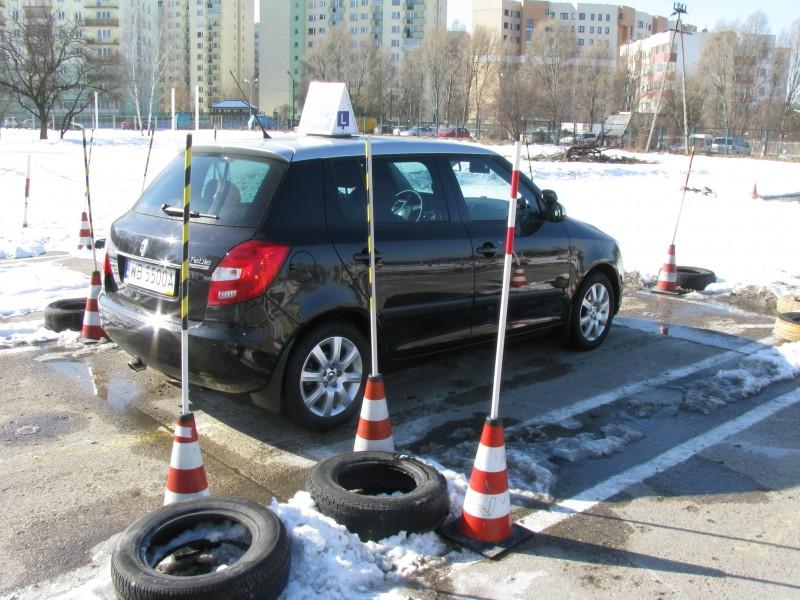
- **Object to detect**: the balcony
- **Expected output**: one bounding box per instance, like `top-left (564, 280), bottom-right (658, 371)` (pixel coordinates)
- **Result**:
top-left (84, 18), bottom-right (119, 27)
top-left (87, 38), bottom-right (120, 45)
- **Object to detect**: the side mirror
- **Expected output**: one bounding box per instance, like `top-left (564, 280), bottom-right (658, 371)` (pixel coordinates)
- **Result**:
top-left (94, 238), bottom-right (106, 250)
top-left (541, 189), bottom-right (565, 222)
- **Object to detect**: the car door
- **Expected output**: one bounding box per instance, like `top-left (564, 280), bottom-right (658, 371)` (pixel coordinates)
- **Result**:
top-left (441, 154), bottom-right (572, 339)
top-left (324, 154), bottom-right (474, 355)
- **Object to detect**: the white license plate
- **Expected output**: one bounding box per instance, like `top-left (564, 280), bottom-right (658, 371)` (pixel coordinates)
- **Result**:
top-left (124, 259), bottom-right (176, 296)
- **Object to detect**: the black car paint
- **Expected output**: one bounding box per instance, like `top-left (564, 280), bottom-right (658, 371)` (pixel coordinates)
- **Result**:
top-left (100, 142), bottom-right (621, 408)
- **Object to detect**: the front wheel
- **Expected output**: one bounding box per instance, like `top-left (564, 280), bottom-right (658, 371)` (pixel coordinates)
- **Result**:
top-left (569, 272), bottom-right (615, 351)
top-left (283, 321), bottom-right (368, 431)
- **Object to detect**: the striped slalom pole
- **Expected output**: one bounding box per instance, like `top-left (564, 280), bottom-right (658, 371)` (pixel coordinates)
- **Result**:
top-left (23, 155), bottom-right (30, 228)
top-left (181, 134), bottom-right (192, 416)
top-left (142, 125), bottom-right (155, 193)
top-left (354, 135), bottom-right (394, 452)
top-left (490, 137), bottom-right (522, 420)
top-left (81, 129), bottom-right (98, 272)
top-left (458, 137), bottom-right (522, 545)
top-left (163, 134), bottom-right (209, 505)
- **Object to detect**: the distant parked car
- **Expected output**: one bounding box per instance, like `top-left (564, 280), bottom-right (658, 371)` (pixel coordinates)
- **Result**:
top-left (2, 117), bottom-right (18, 128)
top-left (122, 120), bottom-right (136, 130)
top-left (373, 124), bottom-right (395, 135)
top-left (436, 126), bottom-right (472, 139)
top-left (399, 126), bottom-right (434, 137)
top-left (392, 126), bottom-right (405, 136)
top-left (711, 137), bottom-right (751, 155)
top-left (577, 133), bottom-right (597, 146)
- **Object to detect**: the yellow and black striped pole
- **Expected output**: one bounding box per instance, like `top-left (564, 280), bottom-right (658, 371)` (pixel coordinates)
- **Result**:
top-left (365, 135), bottom-right (378, 377)
top-left (180, 134), bottom-right (192, 415)
top-left (81, 129), bottom-right (98, 274)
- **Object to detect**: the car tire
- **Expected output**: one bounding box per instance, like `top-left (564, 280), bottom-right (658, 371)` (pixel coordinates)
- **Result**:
top-left (43, 298), bottom-right (86, 332)
top-left (774, 312), bottom-right (800, 342)
top-left (675, 266), bottom-right (716, 291)
top-left (110, 496), bottom-right (291, 600)
top-left (776, 295), bottom-right (800, 314)
top-left (306, 451), bottom-right (449, 542)
top-left (569, 271), bottom-right (615, 351)
top-left (283, 321), bottom-right (368, 432)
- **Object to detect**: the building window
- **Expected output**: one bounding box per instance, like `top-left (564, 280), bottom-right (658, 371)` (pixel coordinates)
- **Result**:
top-left (606, 14), bottom-right (611, 21)
top-left (605, 26), bottom-right (609, 34)
top-left (525, 18), bottom-right (533, 41)
top-left (560, 12), bottom-right (568, 19)
top-left (578, 38), bottom-right (584, 45)
top-left (590, 13), bottom-right (595, 20)
top-left (503, 22), bottom-right (508, 29)
top-left (390, 39), bottom-right (399, 46)
top-left (504, 9), bottom-right (508, 16)
top-left (578, 25), bottom-right (584, 32)
top-left (590, 25), bottom-right (594, 33)
top-left (579, 12), bottom-right (585, 20)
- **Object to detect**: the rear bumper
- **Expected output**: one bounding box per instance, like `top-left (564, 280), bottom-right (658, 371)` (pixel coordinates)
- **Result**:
top-left (98, 292), bottom-right (280, 394)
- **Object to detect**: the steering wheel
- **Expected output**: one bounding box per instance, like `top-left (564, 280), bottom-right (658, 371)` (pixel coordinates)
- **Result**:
top-left (391, 189), bottom-right (424, 222)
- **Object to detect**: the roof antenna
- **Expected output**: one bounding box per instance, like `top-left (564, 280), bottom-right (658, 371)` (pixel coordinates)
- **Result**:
top-left (229, 70), bottom-right (270, 139)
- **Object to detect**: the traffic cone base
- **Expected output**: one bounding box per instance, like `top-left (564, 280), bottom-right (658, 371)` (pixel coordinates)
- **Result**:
top-left (354, 374), bottom-right (394, 452)
top-left (81, 270), bottom-right (105, 340)
top-left (77, 212), bottom-right (92, 249)
top-left (164, 413), bottom-right (209, 504)
top-left (752, 183), bottom-right (758, 199)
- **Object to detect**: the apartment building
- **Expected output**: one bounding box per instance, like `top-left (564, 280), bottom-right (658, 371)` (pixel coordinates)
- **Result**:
top-left (160, 0), bottom-right (254, 112)
top-left (259, 0), bottom-right (447, 116)
top-left (472, 1), bottom-right (674, 61)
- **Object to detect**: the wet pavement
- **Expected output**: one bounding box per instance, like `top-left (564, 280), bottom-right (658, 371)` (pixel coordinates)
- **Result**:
top-left (0, 280), bottom-right (797, 597)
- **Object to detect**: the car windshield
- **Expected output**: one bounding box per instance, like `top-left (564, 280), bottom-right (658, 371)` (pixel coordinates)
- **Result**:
top-left (135, 152), bottom-right (287, 227)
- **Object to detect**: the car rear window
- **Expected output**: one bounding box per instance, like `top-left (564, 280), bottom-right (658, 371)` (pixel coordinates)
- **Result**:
top-left (135, 152), bottom-right (287, 227)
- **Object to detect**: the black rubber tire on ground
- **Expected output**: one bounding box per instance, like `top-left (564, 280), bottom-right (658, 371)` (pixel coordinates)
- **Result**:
top-left (774, 312), bottom-right (800, 342)
top-left (43, 298), bottom-right (85, 332)
top-left (675, 266), bottom-right (716, 291)
top-left (110, 496), bottom-right (291, 600)
top-left (307, 451), bottom-right (450, 542)
top-left (283, 321), bottom-right (368, 432)
top-left (568, 271), bottom-right (615, 351)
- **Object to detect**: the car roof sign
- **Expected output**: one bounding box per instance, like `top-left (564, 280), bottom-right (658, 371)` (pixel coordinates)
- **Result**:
top-left (298, 81), bottom-right (359, 137)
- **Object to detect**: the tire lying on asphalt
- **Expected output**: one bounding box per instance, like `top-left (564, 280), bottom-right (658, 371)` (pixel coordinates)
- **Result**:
top-left (111, 496), bottom-right (291, 600)
top-left (776, 295), bottom-right (800, 314)
top-left (307, 451), bottom-right (450, 542)
top-left (675, 266), bottom-right (716, 291)
top-left (43, 298), bottom-right (85, 332)
top-left (774, 312), bottom-right (800, 342)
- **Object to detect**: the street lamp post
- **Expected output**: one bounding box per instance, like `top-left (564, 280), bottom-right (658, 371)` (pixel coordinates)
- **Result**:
top-left (286, 71), bottom-right (296, 129)
top-left (243, 77), bottom-right (258, 116)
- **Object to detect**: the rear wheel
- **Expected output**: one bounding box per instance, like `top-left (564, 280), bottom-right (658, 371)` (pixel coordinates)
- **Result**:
top-left (283, 321), bottom-right (368, 432)
top-left (569, 272), bottom-right (614, 351)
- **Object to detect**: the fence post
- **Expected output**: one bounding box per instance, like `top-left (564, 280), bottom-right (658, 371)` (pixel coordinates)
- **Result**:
top-left (761, 130), bottom-right (768, 158)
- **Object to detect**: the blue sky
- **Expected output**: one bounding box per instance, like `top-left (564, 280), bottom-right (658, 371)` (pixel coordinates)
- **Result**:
top-left (447, 0), bottom-right (799, 35)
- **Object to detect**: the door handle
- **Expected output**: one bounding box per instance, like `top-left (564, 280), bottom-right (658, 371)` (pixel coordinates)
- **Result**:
top-left (353, 250), bottom-right (382, 264)
top-left (476, 243), bottom-right (498, 258)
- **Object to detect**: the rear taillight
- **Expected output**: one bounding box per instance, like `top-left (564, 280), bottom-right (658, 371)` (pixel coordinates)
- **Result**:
top-left (208, 240), bottom-right (290, 306)
top-left (103, 252), bottom-right (115, 291)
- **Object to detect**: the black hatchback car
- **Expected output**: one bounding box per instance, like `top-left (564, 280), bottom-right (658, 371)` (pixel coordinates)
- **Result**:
top-left (100, 137), bottom-right (622, 431)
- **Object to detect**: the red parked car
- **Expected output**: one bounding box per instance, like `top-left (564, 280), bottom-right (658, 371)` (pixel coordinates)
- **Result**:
top-left (436, 126), bottom-right (471, 139)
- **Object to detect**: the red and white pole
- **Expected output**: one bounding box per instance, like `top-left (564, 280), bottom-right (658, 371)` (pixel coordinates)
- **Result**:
top-left (489, 137), bottom-right (522, 420)
top-left (23, 155), bottom-right (30, 228)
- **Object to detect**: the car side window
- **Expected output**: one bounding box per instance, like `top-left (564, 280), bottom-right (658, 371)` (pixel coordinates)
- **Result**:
top-left (448, 157), bottom-right (540, 222)
top-left (331, 157), bottom-right (449, 224)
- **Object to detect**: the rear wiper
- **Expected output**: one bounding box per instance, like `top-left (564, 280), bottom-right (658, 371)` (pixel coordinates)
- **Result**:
top-left (161, 204), bottom-right (219, 220)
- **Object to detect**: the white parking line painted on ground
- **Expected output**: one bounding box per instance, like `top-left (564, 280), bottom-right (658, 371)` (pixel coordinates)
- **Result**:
top-left (312, 336), bottom-right (776, 460)
top-left (516, 386), bottom-right (800, 533)
top-left (616, 317), bottom-right (774, 352)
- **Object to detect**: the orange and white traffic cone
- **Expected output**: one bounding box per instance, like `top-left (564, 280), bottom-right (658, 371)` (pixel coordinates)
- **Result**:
top-left (164, 412), bottom-right (210, 505)
top-left (751, 183), bottom-right (758, 199)
top-left (655, 244), bottom-right (678, 293)
top-left (80, 270), bottom-right (105, 340)
top-left (511, 266), bottom-right (527, 288)
top-left (77, 212), bottom-right (92, 249)
top-left (354, 374), bottom-right (394, 452)
top-left (459, 417), bottom-right (512, 542)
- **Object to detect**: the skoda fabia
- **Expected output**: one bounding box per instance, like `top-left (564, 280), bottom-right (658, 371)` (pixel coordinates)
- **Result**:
top-left (100, 136), bottom-right (623, 431)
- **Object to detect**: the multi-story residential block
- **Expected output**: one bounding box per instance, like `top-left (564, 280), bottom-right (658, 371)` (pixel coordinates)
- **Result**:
top-left (258, 0), bottom-right (447, 116)
top-left (472, 0), bottom-right (677, 61)
top-left (160, 0), bottom-right (254, 112)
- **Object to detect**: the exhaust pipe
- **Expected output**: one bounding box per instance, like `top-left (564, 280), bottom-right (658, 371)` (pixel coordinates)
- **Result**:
top-left (128, 357), bottom-right (147, 372)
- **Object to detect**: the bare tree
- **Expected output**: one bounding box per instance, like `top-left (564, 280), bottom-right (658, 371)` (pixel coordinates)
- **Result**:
top-left (470, 28), bottom-right (498, 138)
top-left (778, 19), bottom-right (800, 132)
top-left (423, 30), bottom-right (450, 126)
top-left (494, 56), bottom-right (532, 140)
top-left (698, 12), bottom-right (775, 132)
top-left (574, 47), bottom-right (613, 127)
top-left (0, 7), bottom-right (117, 139)
top-left (526, 23), bottom-right (578, 133)
top-left (122, 7), bottom-right (165, 130)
